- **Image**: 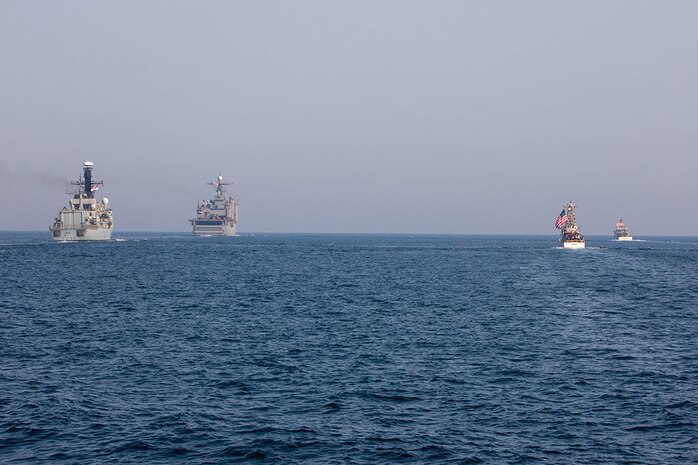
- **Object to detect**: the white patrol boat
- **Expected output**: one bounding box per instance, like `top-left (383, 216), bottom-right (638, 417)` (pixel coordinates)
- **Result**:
top-left (613, 218), bottom-right (633, 241)
top-left (555, 201), bottom-right (585, 249)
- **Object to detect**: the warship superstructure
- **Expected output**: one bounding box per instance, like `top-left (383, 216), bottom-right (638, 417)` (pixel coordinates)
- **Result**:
top-left (613, 218), bottom-right (633, 241)
top-left (555, 200), bottom-right (585, 249)
top-left (49, 161), bottom-right (113, 241)
top-left (191, 175), bottom-right (239, 236)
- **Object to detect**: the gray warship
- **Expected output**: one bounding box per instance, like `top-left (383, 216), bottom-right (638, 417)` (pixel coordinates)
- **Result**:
top-left (49, 161), bottom-right (113, 241)
top-left (190, 175), bottom-right (239, 236)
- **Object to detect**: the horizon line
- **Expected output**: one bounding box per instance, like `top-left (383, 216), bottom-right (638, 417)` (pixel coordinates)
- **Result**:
top-left (2, 230), bottom-right (698, 238)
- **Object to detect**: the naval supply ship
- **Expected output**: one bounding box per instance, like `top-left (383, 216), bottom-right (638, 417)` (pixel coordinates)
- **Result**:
top-left (49, 161), bottom-right (113, 241)
top-left (555, 200), bottom-right (585, 249)
top-left (613, 218), bottom-right (633, 241)
top-left (190, 175), bottom-right (239, 236)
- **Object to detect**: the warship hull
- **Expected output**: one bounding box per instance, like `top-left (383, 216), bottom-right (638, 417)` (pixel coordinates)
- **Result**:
top-left (50, 226), bottom-right (112, 241)
top-left (50, 209), bottom-right (113, 241)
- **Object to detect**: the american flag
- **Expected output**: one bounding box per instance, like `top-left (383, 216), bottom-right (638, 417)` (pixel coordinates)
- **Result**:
top-left (555, 209), bottom-right (568, 229)
top-left (90, 185), bottom-right (99, 192)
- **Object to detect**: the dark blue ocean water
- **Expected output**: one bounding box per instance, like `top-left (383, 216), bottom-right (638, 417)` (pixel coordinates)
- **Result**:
top-left (1, 232), bottom-right (697, 464)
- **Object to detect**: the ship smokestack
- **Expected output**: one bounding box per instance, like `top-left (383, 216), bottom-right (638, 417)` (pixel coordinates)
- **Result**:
top-left (83, 160), bottom-right (94, 197)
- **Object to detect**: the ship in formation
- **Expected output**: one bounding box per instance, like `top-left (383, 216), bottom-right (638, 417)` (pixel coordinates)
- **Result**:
top-left (44, 165), bottom-right (629, 242)
top-left (555, 200), bottom-right (585, 249)
top-left (190, 175), bottom-right (239, 236)
top-left (613, 218), bottom-right (633, 241)
top-left (49, 161), bottom-right (113, 241)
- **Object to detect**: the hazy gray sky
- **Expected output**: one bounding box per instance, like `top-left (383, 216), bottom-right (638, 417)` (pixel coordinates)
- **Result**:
top-left (2, 1), bottom-right (697, 234)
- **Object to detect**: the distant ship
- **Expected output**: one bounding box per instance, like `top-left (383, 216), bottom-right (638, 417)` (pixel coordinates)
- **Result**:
top-left (613, 218), bottom-right (633, 241)
top-left (49, 161), bottom-right (113, 241)
top-left (555, 200), bottom-right (585, 249)
top-left (191, 175), bottom-right (239, 236)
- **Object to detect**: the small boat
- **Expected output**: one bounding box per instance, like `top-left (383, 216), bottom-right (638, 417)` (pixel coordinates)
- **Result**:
top-left (613, 218), bottom-right (633, 241)
top-left (555, 201), bottom-right (585, 249)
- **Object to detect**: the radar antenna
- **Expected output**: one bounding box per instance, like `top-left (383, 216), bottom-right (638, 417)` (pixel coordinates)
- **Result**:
top-left (209, 173), bottom-right (232, 198)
